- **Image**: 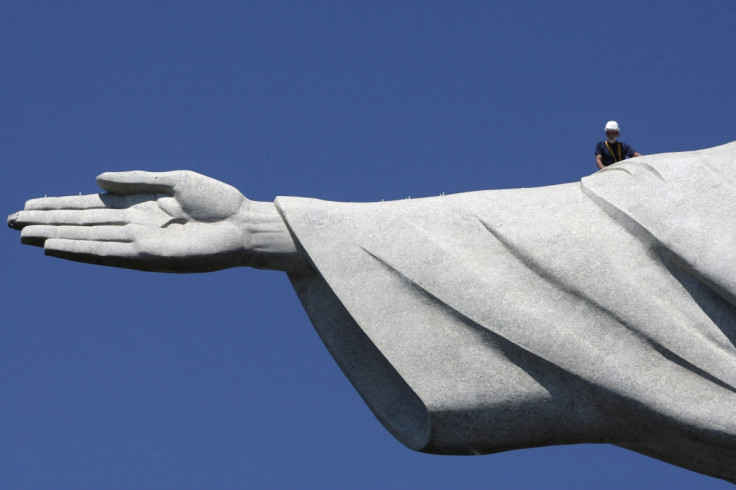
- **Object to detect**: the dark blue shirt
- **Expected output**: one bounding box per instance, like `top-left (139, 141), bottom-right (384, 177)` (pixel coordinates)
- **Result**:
top-left (595, 141), bottom-right (636, 166)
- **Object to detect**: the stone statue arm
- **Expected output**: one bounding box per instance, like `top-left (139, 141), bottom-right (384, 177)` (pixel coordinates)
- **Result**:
top-left (7, 170), bottom-right (312, 274)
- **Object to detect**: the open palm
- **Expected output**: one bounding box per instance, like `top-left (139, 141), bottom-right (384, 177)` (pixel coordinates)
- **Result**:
top-left (12, 171), bottom-right (252, 272)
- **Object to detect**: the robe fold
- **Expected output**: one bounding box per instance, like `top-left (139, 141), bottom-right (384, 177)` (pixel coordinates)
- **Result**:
top-left (275, 143), bottom-right (736, 482)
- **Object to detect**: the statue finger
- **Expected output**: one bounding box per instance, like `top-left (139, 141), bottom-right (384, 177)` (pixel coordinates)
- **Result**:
top-left (7, 212), bottom-right (21, 230)
top-left (12, 209), bottom-right (129, 227)
top-left (23, 193), bottom-right (137, 211)
top-left (19, 225), bottom-right (51, 246)
top-left (21, 224), bottom-right (133, 246)
top-left (96, 171), bottom-right (187, 195)
top-left (43, 238), bottom-right (138, 264)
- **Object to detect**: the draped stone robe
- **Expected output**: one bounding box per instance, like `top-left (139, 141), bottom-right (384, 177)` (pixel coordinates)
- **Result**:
top-left (275, 143), bottom-right (736, 483)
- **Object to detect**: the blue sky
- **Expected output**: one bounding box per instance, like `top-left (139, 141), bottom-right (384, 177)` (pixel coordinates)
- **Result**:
top-left (2, 1), bottom-right (735, 488)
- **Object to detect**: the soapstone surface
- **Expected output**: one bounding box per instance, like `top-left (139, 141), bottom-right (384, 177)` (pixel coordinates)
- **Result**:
top-left (278, 144), bottom-right (736, 483)
top-left (9, 143), bottom-right (736, 483)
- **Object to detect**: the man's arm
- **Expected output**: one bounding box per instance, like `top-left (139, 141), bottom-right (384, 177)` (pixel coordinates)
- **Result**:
top-left (623, 143), bottom-right (642, 159)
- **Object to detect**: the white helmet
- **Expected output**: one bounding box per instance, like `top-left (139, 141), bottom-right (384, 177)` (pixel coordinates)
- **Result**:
top-left (605, 121), bottom-right (620, 132)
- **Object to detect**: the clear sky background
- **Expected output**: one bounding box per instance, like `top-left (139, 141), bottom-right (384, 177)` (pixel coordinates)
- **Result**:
top-left (2, 1), bottom-right (735, 488)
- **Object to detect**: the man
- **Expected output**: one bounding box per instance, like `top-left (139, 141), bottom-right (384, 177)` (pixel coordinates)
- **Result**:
top-left (595, 120), bottom-right (641, 169)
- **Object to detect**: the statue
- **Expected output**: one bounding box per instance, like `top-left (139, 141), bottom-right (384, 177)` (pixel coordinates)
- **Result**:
top-left (8, 143), bottom-right (736, 484)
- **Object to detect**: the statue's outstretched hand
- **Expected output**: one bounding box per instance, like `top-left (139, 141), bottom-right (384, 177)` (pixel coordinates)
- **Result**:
top-left (8, 171), bottom-right (306, 273)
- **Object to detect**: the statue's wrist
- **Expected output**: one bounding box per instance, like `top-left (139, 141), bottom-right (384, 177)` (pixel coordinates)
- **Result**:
top-left (240, 200), bottom-right (311, 273)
